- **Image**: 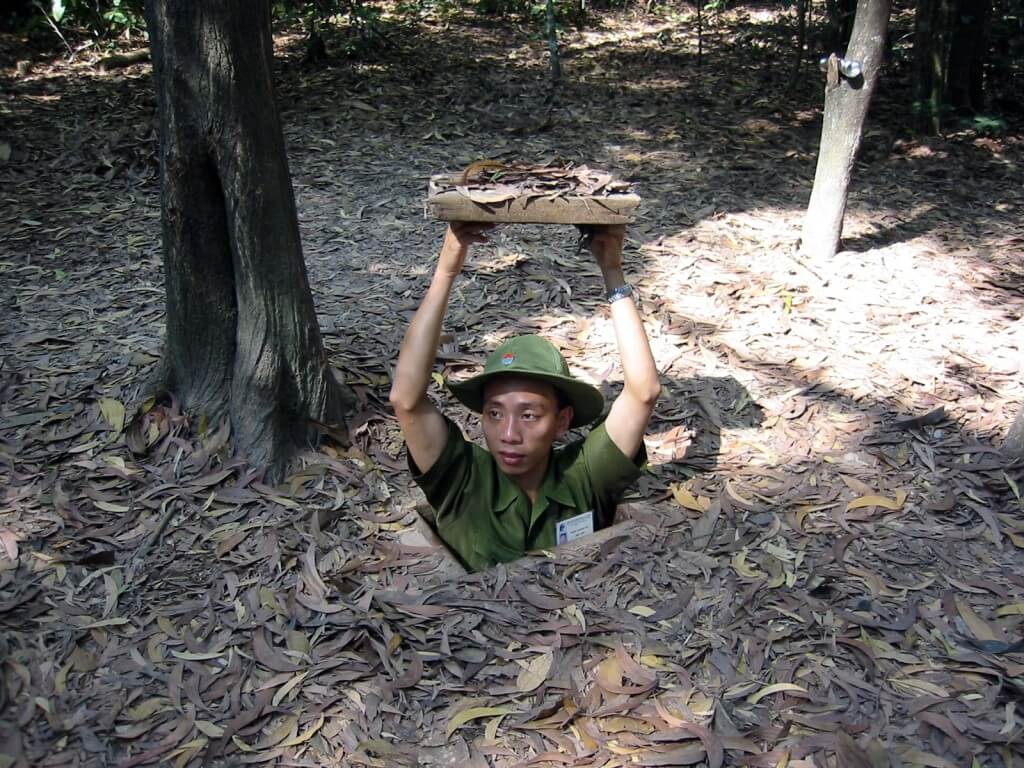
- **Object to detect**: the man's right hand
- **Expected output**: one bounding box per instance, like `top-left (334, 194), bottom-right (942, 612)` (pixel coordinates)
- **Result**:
top-left (391, 221), bottom-right (493, 476)
top-left (439, 222), bottom-right (493, 277)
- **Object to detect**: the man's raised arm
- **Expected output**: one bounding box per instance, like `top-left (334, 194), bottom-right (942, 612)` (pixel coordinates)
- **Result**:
top-left (588, 225), bottom-right (661, 459)
top-left (389, 223), bottom-right (491, 474)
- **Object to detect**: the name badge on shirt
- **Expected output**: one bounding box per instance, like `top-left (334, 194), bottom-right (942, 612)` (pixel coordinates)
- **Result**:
top-left (556, 511), bottom-right (594, 545)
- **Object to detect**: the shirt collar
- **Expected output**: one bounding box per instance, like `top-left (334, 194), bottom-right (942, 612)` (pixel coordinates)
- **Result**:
top-left (492, 448), bottom-right (574, 514)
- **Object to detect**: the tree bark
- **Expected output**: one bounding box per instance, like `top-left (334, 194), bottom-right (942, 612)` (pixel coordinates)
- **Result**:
top-left (947, 0), bottom-right (990, 113)
top-left (1005, 405), bottom-right (1024, 459)
top-left (786, 0), bottom-right (808, 95)
top-left (145, 0), bottom-right (351, 479)
top-left (800, 0), bottom-right (891, 260)
top-left (913, 0), bottom-right (956, 133)
top-left (545, 0), bottom-right (561, 84)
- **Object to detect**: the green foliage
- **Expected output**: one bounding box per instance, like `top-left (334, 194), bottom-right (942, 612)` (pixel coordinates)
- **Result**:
top-left (966, 114), bottom-right (1010, 135)
top-left (274, 0), bottom-right (395, 61)
top-left (477, 0), bottom-right (589, 26)
top-left (43, 0), bottom-right (145, 38)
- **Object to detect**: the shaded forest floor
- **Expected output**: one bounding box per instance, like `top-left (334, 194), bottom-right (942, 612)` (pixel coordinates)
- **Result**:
top-left (2, 6), bottom-right (1024, 767)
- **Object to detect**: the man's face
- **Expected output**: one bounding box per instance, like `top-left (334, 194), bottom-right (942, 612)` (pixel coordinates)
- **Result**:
top-left (481, 376), bottom-right (573, 485)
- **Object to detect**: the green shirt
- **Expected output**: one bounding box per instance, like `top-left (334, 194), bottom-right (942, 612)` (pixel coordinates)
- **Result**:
top-left (409, 417), bottom-right (646, 572)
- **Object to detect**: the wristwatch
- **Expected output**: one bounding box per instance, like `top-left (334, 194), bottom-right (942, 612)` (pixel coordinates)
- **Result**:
top-left (607, 283), bottom-right (633, 304)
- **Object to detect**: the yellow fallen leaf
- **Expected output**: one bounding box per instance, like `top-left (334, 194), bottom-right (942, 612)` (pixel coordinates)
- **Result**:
top-left (606, 742), bottom-right (646, 756)
top-left (1004, 472), bottom-right (1021, 502)
top-left (598, 715), bottom-right (655, 734)
top-left (259, 715), bottom-right (298, 748)
top-left (731, 549), bottom-right (764, 579)
top-left (156, 615), bottom-right (178, 639)
top-left (231, 735), bottom-right (257, 753)
top-left (94, 500), bottom-right (130, 513)
top-left (431, 372), bottom-right (445, 388)
top-left (170, 650), bottom-right (224, 662)
top-left (899, 748), bottom-right (960, 768)
top-left (54, 662), bottom-right (71, 694)
top-left (79, 617), bottom-right (130, 630)
top-left (99, 397), bottom-right (125, 432)
top-left (483, 714), bottom-right (506, 742)
top-left (845, 489), bottom-right (907, 512)
top-left (669, 481), bottom-right (710, 512)
top-left (746, 682), bottom-right (807, 704)
top-left (889, 678), bottom-right (950, 698)
top-left (195, 721), bottom-right (224, 738)
top-left (447, 706), bottom-right (514, 739)
top-left (147, 634), bottom-right (165, 663)
top-left (725, 479), bottom-right (756, 508)
top-left (127, 697), bottom-right (171, 720)
top-left (996, 603), bottom-right (1024, 617)
top-left (639, 654), bottom-right (668, 669)
top-left (563, 603), bottom-right (586, 632)
top-left (385, 633), bottom-right (402, 655)
top-left (955, 597), bottom-right (998, 641)
top-left (999, 701), bottom-right (1016, 736)
top-left (516, 651), bottom-right (553, 693)
top-left (166, 741), bottom-right (206, 757)
top-left (69, 647), bottom-right (98, 673)
top-left (280, 713), bottom-right (324, 746)
top-left (272, 671), bottom-right (309, 706)
top-left (763, 542), bottom-right (796, 561)
top-left (946, 577), bottom-right (989, 594)
top-left (628, 605), bottom-right (656, 617)
top-left (572, 719), bottom-right (599, 751)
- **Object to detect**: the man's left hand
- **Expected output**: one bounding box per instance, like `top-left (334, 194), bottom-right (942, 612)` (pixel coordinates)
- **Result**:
top-left (586, 224), bottom-right (626, 273)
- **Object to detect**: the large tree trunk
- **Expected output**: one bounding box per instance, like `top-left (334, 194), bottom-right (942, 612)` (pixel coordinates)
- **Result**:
top-left (800, 0), bottom-right (891, 260)
top-left (145, 0), bottom-right (351, 479)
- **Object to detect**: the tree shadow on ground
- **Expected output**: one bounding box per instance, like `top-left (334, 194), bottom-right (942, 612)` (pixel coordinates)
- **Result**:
top-left (642, 374), bottom-right (766, 474)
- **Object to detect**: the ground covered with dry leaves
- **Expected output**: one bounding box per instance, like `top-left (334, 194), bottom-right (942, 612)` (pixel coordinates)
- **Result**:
top-left (2, 7), bottom-right (1024, 767)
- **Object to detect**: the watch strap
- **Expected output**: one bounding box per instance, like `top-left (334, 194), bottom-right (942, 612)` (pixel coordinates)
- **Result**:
top-left (607, 283), bottom-right (633, 304)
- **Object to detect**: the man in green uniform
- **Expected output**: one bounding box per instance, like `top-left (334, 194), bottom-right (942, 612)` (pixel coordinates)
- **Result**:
top-left (390, 222), bottom-right (660, 571)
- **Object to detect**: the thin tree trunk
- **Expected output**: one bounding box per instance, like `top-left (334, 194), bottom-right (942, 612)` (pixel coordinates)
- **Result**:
top-left (787, 0), bottom-right (808, 94)
top-left (948, 0), bottom-right (990, 113)
top-left (145, 0), bottom-right (351, 479)
top-left (546, 0), bottom-right (561, 84)
top-left (800, 0), bottom-right (891, 260)
top-left (912, 0), bottom-right (956, 133)
top-left (696, 0), bottom-right (703, 67)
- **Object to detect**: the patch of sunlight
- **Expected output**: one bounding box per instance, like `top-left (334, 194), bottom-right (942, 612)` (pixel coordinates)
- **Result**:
top-left (642, 206), bottom-right (1024, 429)
top-left (626, 128), bottom-right (655, 142)
top-left (740, 118), bottom-right (783, 136)
top-left (469, 246), bottom-right (532, 274)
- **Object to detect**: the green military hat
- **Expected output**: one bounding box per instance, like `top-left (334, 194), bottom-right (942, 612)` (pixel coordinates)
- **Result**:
top-left (448, 335), bottom-right (604, 428)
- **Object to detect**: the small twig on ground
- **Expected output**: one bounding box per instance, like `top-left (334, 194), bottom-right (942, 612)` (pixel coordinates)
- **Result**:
top-left (126, 499), bottom-right (179, 581)
top-left (786, 246), bottom-right (829, 286)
